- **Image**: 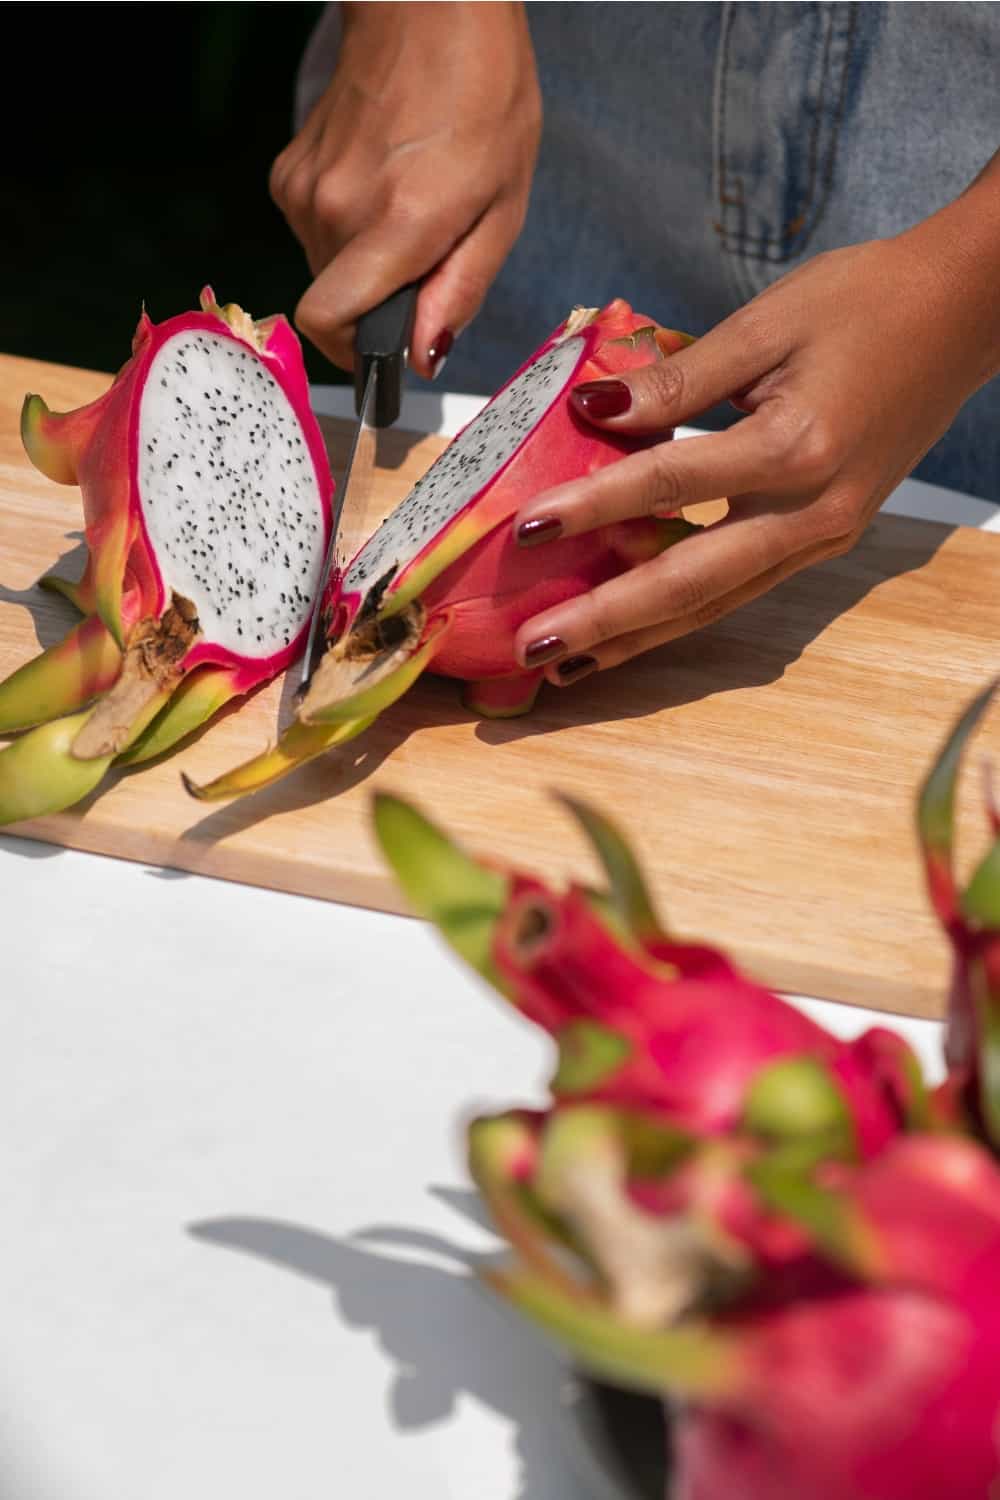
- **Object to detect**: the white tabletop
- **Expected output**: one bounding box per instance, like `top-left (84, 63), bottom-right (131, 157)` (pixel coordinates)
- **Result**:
top-left (2, 388), bottom-right (980, 1499)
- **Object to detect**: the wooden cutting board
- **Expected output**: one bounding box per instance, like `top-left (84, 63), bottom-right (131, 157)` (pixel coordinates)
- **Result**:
top-left (2, 352), bottom-right (999, 1019)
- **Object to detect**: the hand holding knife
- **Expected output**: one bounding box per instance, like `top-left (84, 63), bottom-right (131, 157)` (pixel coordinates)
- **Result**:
top-left (299, 282), bottom-right (418, 694)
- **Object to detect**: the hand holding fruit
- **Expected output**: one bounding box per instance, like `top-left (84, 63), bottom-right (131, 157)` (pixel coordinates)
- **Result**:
top-left (513, 192), bottom-right (1000, 686)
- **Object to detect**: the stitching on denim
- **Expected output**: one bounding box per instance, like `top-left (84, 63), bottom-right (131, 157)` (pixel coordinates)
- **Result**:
top-left (717, 1), bottom-right (859, 264)
top-left (713, 5), bottom-right (744, 249)
top-left (730, 1), bottom-right (839, 259)
top-left (788, 0), bottom-right (858, 258)
top-left (721, 2), bottom-right (839, 258)
top-left (794, 2), bottom-right (838, 241)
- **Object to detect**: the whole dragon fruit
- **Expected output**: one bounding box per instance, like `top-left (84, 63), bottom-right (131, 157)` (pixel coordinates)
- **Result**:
top-left (0, 289), bottom-right (333, 823)
top-left (186, 301), bottom-right (695, 801)
top-left (372, 683), bottom-right (1000, 1500)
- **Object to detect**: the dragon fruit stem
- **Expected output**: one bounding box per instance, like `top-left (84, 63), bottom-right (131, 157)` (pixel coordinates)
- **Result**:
top-left (298, 611), bottom-right (453, 727)
top-left (559, 795), bottom-right (663, 943)
top-left (183, 715), bottom-right (374, 802)
top-left (372, 792), bottom-right (509, 975)
top-left (485, 1263), bottom-right (741, 1399)
top-left (116, 663), bottom-right (245, 766)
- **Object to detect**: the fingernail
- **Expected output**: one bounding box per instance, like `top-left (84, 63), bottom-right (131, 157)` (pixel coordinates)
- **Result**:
top-left (517, 516), bottom-right (563, 548)
top-left (523, 634), bottom-right (567, 668)
top-left (428, 328), bottom-right (454, 380)
top-left (571, 379), bottom-right (631, 420)
top-left (555, 654), bottom-right (598, 684)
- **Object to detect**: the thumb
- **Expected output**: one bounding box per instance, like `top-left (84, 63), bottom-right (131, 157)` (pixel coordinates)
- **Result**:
top-left (571, 306), bottom-right (785, 433)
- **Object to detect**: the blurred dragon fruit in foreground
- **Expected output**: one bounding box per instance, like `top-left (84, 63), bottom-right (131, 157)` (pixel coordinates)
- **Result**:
top-left (374, 680), bottom-right (1000, 1500)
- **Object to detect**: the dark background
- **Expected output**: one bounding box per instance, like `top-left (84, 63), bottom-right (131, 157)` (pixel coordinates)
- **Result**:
top-left (1, 3), bottom-right (339, 382)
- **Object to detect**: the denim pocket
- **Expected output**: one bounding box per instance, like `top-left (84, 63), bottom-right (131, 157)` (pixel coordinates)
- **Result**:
top-left (713, 1), bottom-right (859, 288)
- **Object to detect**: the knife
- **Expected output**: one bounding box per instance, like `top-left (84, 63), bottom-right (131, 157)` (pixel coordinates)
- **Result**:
top-left (298, 282), bottom-right (419, 695)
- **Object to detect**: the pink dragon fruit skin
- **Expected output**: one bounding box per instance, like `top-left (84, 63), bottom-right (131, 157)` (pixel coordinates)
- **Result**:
top-left (185, 302), bottom-right (695, 801)
top-left (490, 875), bottom-right (916, 1158)
top-left (0, 288), bottom-right (334, 823)
top-left (676, 1135), bottom-right (1000, 1500)
top-left (372, 779), bottom-right (1000, 1499)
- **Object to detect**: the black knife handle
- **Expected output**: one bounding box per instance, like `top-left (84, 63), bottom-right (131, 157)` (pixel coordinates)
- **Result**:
top-left (354, 282), bottom-right (419, 429)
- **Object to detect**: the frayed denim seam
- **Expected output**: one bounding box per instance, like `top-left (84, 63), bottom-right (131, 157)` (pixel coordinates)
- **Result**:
top-left (713, 2), bottom-right (859, 268)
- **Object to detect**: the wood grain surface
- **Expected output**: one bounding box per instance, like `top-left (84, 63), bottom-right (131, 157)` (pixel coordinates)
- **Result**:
top-left (2, 352), bottom-right (998, 1018)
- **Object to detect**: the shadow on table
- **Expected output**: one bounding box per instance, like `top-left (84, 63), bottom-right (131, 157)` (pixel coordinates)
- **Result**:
top-left (476, 516), bottom-right (956, 749)
top-left (0, 832), bottom-right (67, 861)
top-left (0, 534), bottom-right (87, 652)
top-left (178, 715), bottom-right (413, 850)
top-left (189, 1187), bottom-right (579, 1500)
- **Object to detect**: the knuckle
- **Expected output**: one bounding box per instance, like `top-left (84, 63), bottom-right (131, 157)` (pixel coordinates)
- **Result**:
top-left (814, 490), bottom-right (862, 549)
top-left (276, 176), bottom-right (315, 239)
top-left (641, 447), bottom-right (685, 515)
top-left (792, 417), bottom-right (840, 486)
top-left (312, 171), bottom-right (354, 229)
top-left (294, 289), bottom-right (335, 346)
top-left (756, 400), bottom-right (840, 487)
top-left (580, 589), bottom-right (626, 647)
top-left (268, 153), bottom-right (290, 206)
top-left (754, 402), bottom-right (799, 466)
top-left (283, 160), bottom-right (318, 219)
top-left (666, 564), bottom-right (710, 620)
top-left (728, 304), bottom-right (776, 369)
top-left (641, 357), bottom-right (686, 415)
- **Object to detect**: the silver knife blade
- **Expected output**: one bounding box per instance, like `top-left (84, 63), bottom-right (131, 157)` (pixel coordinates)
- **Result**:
top-left (298, 363), bottom-right (378, 694)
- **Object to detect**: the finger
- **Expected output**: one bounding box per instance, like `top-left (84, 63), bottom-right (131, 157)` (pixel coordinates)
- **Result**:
top-left (514, 422), bottom-right (784, 541)
top-left (409, 197), bottom-right (526, 379)
top-left (542, 541), bottom-right (826, 686)
top-left (269, 109), bottom-right (324, 212)
top-left (295, 198), bottom-right (484, 370)
top-left (568, 303), bottom-right (788, 434)
top-left (513, 505), bottom-right (812, 669)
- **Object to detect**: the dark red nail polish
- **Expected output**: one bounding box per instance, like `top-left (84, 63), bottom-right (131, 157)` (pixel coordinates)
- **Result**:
top-left (523, 634), bottom-right (567, 668)
top-left (556, 654), bottom-right (598, 683)
top-left (571, 380), bottom-right (632, 420)
top-left (517, 516), bottom-right (563, 547)
top-left (428, 328), bottom-right (454, 379)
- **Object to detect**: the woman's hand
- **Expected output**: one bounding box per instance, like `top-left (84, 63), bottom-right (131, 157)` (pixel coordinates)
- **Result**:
top-left (512, 200), bottom-right (1000, 688)
top-left (270, 1), bottom-right (541, 378)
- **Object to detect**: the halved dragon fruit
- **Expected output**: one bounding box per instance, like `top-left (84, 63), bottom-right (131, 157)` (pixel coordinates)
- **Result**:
top-left (187, 300), bottom-right (695, 801)
top-left (371, 726), bottom-right (1000, 1500)
top-left (0, 289), bottom-right (333, 823)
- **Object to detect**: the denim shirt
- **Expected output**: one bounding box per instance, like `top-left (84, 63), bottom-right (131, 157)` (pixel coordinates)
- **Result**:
top-left (297, 2), bottom-right (1000, 500)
